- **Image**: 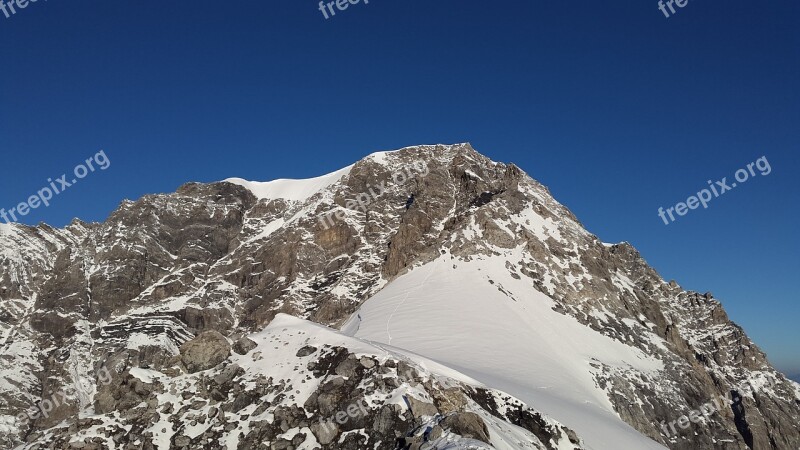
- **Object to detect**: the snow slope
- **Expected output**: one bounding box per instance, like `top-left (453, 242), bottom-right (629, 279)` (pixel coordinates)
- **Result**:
top-left (223, 144), bottom-right (436, 202)
top-left (347, 251), bottom-right (668, 450)
top-left (25, 313), bottom-right (582, 450)
top-left (251, 315), bottom-right (583, 450)
top-left (225, 165), bottom-right (352, 202)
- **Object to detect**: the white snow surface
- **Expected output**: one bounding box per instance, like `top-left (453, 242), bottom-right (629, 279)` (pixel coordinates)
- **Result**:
top-left (347, 252), bottom-right (668, 450)
top-left (225, 165), bottom-right (352, 202)
top-left (257, 315), bottom-right (580, 450)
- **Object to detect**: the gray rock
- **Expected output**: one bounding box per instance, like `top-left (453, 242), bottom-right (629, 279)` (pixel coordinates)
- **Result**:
top-left (233, 336), bottom-right (258, 355)
top-left (180, 331), bottom-right (231, 373)
top-left (296, 345), bottom-right (317, 357)
top-left (440, 412), bottom-right (491, 444)
top-left (310, 419), bottom-right (339, 445)
top-left (405, 395), bottom-right (438, 418)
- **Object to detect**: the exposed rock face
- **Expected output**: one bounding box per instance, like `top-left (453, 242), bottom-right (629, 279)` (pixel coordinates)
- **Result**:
top-left (439, 412), bottom-right (491, 443)
top-left (7, 314), bottom-right (582, 450)
top-left (0, 143), bottom-right (798, 449)
top-left (232, 336), bottom-right (257, 356)
top-left (180, 331), bottom-right (231, 373)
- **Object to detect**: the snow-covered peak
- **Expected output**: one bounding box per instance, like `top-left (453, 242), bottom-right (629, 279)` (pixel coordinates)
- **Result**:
top-left (365, 142), bottom-right (475, 164)
top-left (224, 164), bottom-right (352, 201)
top-left (222, 142), bottom-right (476, 202)
top-left (3, 142), bottom-right (798, 449)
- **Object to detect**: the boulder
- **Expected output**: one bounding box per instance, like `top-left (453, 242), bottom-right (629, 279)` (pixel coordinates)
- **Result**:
top-left (232, 336), bottom-right (258, 355)
top-left (440, 412), bottom-right (490, 444)
top-left (180, 331), bottom-right (231, 373)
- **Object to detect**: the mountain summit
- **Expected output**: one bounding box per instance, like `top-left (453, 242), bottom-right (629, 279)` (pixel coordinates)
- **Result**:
top-left (1, 144), bottom-right (798, 449)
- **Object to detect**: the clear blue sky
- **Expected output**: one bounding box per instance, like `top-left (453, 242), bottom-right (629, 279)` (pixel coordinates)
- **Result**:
top-left (1, 1), bottom-right (797, 374)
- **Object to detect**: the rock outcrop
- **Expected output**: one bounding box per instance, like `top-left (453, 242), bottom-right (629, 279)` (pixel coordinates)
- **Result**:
top-left (0, 144), bottom-right (798, 449)
top-left (180, 331), bottom-right (231, 373)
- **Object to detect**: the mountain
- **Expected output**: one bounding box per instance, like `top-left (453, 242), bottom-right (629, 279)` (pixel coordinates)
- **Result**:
top-left (0, 143), bottom-right (798, 450)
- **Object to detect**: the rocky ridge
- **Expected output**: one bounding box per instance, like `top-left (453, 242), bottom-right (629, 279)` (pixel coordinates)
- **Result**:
top-left (0, 143), bottom-right (798, 449)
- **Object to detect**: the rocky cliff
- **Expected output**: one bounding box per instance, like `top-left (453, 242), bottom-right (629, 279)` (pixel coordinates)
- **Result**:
top-left (0, 144), bottom-right (798, 449)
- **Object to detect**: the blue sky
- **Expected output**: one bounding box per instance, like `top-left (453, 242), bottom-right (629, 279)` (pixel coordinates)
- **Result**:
top-left (1, 1), bottom-right (798, 374)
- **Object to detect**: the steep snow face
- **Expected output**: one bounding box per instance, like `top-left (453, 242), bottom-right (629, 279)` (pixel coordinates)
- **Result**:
top-left (2, 143), bottom-right (798, 449)
top-left (348, 253), bottom-right (667, 450)
top-left (224, 164), bottom-right (352, 202)
top-left (256, 315), bottom-right (583, 450)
